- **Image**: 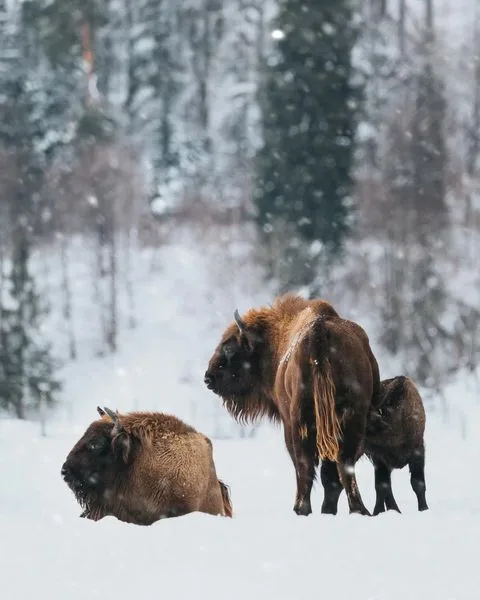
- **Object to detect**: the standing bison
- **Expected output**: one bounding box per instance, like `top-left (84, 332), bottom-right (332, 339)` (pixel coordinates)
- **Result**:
top-left (365, 375), bottom-right (429, 514)
top-left (204, 293), bottom-right (380, 516)
top-left (61, 407), bottom-right (233, 524)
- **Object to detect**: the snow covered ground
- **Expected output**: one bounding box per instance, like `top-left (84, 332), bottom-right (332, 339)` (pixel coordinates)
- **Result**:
top-left (1, 410), bottom-right (479, 600)
top-left (1, 233), bottom-right (479, 599)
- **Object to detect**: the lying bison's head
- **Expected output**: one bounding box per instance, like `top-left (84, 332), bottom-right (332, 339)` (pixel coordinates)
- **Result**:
top-left (61, 406), bottom-right (135, 519)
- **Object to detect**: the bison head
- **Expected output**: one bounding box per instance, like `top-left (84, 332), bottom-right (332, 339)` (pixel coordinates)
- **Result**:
top-left (204, 309), bottom-right (266, 402)
top-left (61, 406), bottom-right (134, 518)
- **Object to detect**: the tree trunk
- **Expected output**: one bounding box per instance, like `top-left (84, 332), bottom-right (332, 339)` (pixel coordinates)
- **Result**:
top-left (398, 0), bottom-right (406, 55)
top-left (14, 396), bottom-right (26, 419)
top-left (93, 231), bottom-right (107, 356)
top-left (124, 227), bottom-right (136, 330)
top-left (107, 220), bottom-right (117, 353)
top-left (59, 234), bottom-right (77, 360)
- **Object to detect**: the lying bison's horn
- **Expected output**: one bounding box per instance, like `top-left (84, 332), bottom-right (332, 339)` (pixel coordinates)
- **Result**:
top-left (103, 406), bottom-right (116, 419)
top-left (103, 406), bottom-right (120, 425)
top-left (234, 309), bottom-right (246, 332)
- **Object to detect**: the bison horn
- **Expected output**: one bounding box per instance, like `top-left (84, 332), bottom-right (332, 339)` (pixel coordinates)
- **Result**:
top-left (103, 406), bottom-right (123, 435)
top-left (234, 309), bottom-right (246, 332)
top-left (103, 406), bottom-right (117, 420)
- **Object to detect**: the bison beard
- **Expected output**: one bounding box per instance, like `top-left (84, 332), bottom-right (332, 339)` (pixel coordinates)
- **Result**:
top-left (61, 407), bottom-right (233, 524)
top-left (204, 294), bottom-right (381, 516)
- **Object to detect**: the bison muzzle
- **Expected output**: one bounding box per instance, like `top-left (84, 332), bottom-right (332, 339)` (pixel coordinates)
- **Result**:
top-left (61, 407), bottom-right (233, 524)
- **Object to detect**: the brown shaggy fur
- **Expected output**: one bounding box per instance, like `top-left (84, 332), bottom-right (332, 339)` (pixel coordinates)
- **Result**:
top-left (204, 293), bottom-right (380, 516)
top-left (364, 376), bottom-right (428, 514)
top-left (61, 408), bottom-right (233, 525)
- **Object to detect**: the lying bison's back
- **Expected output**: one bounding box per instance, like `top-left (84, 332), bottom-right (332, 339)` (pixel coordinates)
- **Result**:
top-left (138, 431), bottom-right (225, 517)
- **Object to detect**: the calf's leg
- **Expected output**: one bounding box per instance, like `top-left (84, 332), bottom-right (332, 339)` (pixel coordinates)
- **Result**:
top-left (373, 460), bottom-right (401, 515)
top-left (409, 444), bottom-right (428, 511)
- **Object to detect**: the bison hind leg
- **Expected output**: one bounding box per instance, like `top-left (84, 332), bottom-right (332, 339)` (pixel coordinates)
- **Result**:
top-left (320, 459), bottom-right (343, 515)
top-left (291, 419), bottom-right (319, 517)
top-left (198, 468), bottom-right (232, 517)
top-left (336, 414), bottom-right (371, 516)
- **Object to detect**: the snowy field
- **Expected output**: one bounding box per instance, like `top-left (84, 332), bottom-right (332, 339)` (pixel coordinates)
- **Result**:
top-left (1, 411), bottom-right (479, 600)
top-left (1, 235), bottom-right (479, 600)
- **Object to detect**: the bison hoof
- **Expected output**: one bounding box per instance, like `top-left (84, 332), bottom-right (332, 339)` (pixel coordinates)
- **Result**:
top-left (321, 503), bottom-right (338, 515)
top-left (294, 500), bottom-right (312, 516)
top-left (350, 506), bottom-right (371, 516)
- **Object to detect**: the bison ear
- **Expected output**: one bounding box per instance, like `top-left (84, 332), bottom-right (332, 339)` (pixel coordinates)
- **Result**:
top-left (244, 329), bottom-right (263, 351)
top-left (97, 406), bottom-right (106, 417)
top-left (112, 432), bottom-right (132, 464)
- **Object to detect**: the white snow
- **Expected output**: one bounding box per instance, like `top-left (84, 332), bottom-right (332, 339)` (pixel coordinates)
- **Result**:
top-left (0, 408), bottom-right (479, 600)
top-left (1, 0), bottom-right (479, 595)
top-left (1, 228), bottom-right (479, 599)
top-left (1, 212), bottom-right (478, 600)
top-left (271, 29), bottom-right (285, 40)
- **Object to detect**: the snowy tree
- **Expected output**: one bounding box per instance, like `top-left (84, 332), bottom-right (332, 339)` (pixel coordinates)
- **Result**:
top-left (0, 225), bottom-right (62, 419)
top-left (123, 0), bottom-right (185, 207)
top-left (253, 0), bottom-right (362, 291)
top-left (358, 0), bottom-right (453, 389)
top-left (0, 1), bottom-right (62, 418)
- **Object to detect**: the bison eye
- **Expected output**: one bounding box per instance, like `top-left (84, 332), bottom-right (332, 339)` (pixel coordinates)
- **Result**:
top-left (87, 439), bottom-right (105, 452)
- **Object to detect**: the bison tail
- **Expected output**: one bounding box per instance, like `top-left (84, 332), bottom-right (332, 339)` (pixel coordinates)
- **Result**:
top-left (218, 479), bottom-right (233, 518)
top-left (312, 358), bottom-right (342, 462)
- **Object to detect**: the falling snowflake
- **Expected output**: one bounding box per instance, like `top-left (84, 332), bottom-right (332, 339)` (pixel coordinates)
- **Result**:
top-left (271, 29), bottom-right (285, 40)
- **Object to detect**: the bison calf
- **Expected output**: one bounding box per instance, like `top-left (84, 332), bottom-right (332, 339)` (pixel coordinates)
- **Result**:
top-left (61, 407), bottom-right (233, 524)
top-left (365, 376), bottom-right (428, 515)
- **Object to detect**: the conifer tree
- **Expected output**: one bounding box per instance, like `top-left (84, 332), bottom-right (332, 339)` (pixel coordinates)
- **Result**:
top-left (0, 2), bottom-right (62, 418)
top-left (254, 0), bottom-right (362, 289)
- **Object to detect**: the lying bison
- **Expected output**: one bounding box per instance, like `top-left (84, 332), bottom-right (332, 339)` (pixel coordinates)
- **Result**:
top-left (365, 375), bottom-right (429, 514)
top-left (204, 293), bottom-right (380, 516)
top-left (61, 407), bottom-right (233, 524)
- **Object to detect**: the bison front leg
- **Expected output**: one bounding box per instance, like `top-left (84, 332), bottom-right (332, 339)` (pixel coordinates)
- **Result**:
top-left (336, 415), bottom-right (371, 516)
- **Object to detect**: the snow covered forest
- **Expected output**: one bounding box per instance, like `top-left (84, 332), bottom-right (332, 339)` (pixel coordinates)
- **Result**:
top-left (1, 2), bottom-right (480, 599)
top-left (0, 0), bottom-right (479, 429)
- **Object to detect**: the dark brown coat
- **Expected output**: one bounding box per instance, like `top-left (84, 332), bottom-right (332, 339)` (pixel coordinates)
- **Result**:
top-left (61, 407), bottom-right (233, 525)
top-left (364, 376), bottom-right (428, 514)
top-left (204, 293), bottom-right (380, 516)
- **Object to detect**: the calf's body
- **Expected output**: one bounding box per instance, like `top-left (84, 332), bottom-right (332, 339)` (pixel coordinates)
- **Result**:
top-left (365, 376), bottom-right (428, 514)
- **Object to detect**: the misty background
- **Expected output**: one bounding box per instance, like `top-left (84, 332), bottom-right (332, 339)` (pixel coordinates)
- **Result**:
top-left (0, 0), bottom-right (478, 435)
